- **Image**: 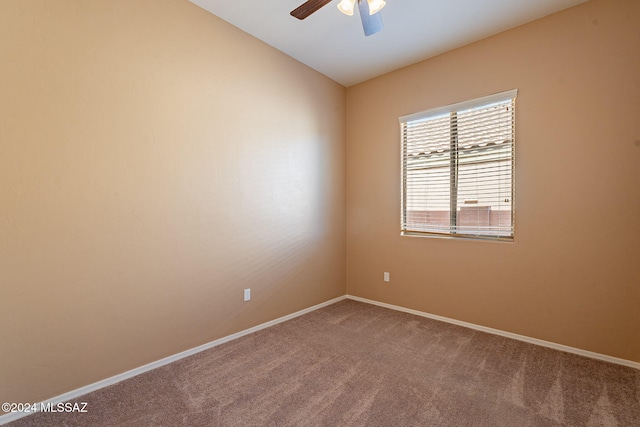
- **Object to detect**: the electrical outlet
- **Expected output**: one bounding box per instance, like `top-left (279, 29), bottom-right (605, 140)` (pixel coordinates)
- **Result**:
top-left (244, 288), bottom-right (251, 301)
top-left (384, 272), bottom-right (390, 282)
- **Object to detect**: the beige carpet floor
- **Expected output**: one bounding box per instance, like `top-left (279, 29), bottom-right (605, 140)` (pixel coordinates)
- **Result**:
top-left (8, 299), bottom-right (640, 426)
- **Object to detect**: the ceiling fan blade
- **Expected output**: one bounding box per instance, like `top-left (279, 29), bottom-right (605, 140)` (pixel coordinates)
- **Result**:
top-left (358, 0), bottom-right (384, 36)
top-left (290, 0), bottom-right (334, 20)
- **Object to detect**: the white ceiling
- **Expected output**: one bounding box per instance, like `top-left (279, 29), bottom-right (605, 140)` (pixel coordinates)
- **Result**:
top-left (189, 0), bottom-right (588, 87)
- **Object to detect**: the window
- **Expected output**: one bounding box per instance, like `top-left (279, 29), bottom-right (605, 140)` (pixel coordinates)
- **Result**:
top-left (400, 90), bottom-right (517, 241)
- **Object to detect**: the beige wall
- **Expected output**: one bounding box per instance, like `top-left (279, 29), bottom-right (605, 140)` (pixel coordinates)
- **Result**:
top-left (347, 0), bottom-right (640, 362)
top-left (0, 0), bottom-right (346, 403)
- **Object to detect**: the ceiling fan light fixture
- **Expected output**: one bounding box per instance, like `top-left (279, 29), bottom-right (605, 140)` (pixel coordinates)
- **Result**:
top-left (337, 0), bottom-right (356, 16)
top-left (367, 0), bottom-right (386, 15)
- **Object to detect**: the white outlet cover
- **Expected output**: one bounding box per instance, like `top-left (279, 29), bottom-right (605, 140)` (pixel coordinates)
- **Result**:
top-left (384, 272), bottom-right (390, 282)
top-left (244, 289), bottom-right (251, 301)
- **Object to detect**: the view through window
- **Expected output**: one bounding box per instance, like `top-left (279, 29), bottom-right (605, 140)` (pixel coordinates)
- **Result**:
top-left (400, 90), bottom-right (517, 240)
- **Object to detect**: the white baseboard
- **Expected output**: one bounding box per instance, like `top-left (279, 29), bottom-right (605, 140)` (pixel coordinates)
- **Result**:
top-left (0, 295), bottom-right (347, 426)
top-left (346, 295), bottom-right (640, 370)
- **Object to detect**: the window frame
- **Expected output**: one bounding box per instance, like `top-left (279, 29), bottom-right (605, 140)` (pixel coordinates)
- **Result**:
top-left (399, 89), bottom-right (517, 242)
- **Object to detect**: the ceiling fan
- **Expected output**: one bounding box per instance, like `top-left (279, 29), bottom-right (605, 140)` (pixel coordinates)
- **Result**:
top-left (290, 0), bottom-right (386, 36)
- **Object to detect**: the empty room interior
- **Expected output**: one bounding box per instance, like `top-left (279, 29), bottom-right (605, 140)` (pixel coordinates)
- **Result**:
top-left (1, 0), bottom-right (639, 425)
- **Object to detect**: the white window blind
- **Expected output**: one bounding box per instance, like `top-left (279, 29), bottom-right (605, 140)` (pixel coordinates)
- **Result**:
top-left (400, 89), bottom-right (517, 240)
